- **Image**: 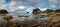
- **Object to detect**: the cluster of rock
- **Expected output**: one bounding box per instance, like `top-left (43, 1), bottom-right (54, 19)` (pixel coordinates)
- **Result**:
top-left (2, 16), bottom-right (60, 27)
top-left (0, 13), bottom-right (59, 27)
top-left (32, 8), bottom-right (56, 14)
top-left (29, 17), bottom-right (60, 27)
top-left (0, 8), bottom-right (60, 27)
top-left (2, 16), bottom-right (17, 27)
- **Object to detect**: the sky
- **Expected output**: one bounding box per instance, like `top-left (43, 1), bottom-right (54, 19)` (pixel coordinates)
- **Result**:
top-left (0, 0), bottom-right (60, 12)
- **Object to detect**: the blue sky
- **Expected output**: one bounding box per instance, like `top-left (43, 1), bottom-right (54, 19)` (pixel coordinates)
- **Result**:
top-left (5, 0), bottom-right (11, 3)
top-left (0, 0), bottom-right (60, 12)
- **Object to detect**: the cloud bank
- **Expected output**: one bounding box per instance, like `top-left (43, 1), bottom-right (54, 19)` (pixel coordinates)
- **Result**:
top-left (0, 0), bottom-right (60, 12)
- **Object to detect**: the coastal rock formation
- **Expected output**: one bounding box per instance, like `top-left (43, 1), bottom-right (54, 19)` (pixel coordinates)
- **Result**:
top-left (45, 9), bottom-right (55, 13)
top-left (9, 20), bottom-right (17, 27)
top-left (32, 8), bottom-right (41, 14)
top-left (3, 16), bottom-right (13, 21)
top-left (0, 9), bottom-right (8, 14)
top-left (56, 9), bottom-right (60, 13)
top-left (45, 9), bottom-right (55, 15)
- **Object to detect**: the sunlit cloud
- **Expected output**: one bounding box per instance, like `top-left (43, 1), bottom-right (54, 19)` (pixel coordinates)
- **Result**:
top-left (0, 0), bottom-right (7, 10)
top-left (9, 1), bottom-right (16, 7)
top-left (40, 8), bottom-right (47, 11)
top-left (17, 6), bottom-right (26, 10)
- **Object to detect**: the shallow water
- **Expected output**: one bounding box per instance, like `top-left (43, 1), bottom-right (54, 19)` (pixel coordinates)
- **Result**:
top-left (0, 13), bottom-right (49, 21)
top-left (0, 13), bottom-right (50, 27)
top-left (6, 13), bottom-right (49, 21)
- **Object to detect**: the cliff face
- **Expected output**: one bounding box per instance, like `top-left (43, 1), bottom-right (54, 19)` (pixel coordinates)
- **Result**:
top-left (32, 8), bottom-right (41, 14)
top-left (0, 10), bottom-right (9, 14)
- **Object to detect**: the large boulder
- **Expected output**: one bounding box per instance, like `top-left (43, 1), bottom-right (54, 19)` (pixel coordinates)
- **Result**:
top-left (0, 9), bottom-right (8, 14)
top-left (32, 8), bottom-right (41, 14)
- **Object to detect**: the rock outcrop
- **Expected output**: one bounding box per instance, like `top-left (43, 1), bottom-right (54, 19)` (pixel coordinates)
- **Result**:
top-left (45, 9), bottom-right (55, 15)
top-left (3, 16), bottom-right (13, 21)
top-left (32, 8), bottom-right (41, 14)
top-left (45, 9), bottom-right (55, 13)
top-left (0, 9), bottom-right (8, 14)
top-left (56, 9), bottom-right (60, 13)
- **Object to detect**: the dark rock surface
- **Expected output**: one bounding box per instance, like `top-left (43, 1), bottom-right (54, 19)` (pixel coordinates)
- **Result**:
top-left (32, 8), bottom-right (41, 14)
top-left (0, 9), bottom-right (9, 14)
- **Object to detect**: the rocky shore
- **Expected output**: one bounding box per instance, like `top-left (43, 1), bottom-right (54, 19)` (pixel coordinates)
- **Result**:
top-left (0, 12), bottom-right (60, 27)
top-left (0, 4), bottom-right (60, 27)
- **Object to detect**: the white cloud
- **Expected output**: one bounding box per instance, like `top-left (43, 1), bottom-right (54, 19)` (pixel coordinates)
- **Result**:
top-left (8, 6), bottom-right (17, 12)
top-left (7, 0), bottom-right (60, 12)
top-left (8, 0), bottom-right (17, 12)
top-left (0, 0), bottom-right (60, 13)
top-left (48, 0), bottom-right (57, 4)
top-left (9, 1), bottom-right (16, 7)
top-left (49, 4), bottom-right (56, 8)
top-left (0, 0), bottom-right (5, 4)
top-left (40, 8), bottom-right (47, 11)
top-left (0, 0), bottom-right (5, 2)
top-left (17, 6), bottom-right (26, 9)
top-left (0, 0), bottom-right (7, 10)
top-left (2, 4), bottom-right (7, 9)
